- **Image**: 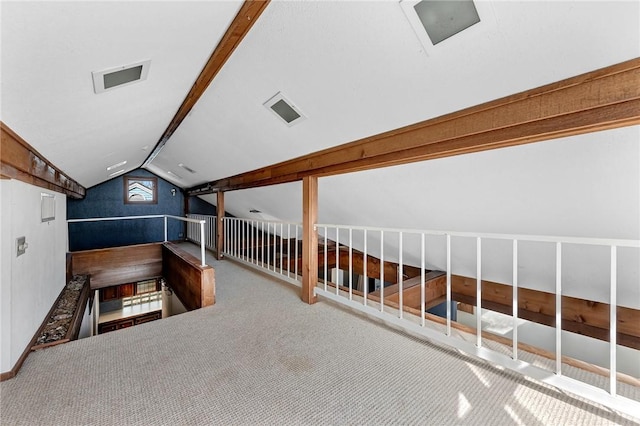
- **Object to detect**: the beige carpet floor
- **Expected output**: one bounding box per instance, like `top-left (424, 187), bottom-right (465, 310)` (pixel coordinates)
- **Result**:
top-left (1, 244), bottom-right (638, 425)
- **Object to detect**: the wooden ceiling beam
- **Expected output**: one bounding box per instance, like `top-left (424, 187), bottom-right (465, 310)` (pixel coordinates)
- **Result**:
top-left (1, 122), bottom-right (86, 199)
top-left (188, 57), bottom-right (640, 195)
top-left (142, 0), bottom-right (271, 167)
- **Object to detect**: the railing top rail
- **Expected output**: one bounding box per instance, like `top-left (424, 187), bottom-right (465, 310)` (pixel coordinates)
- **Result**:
top-left (68, 215), bottom-right (165, 223)
top-left (165, 215), bottom-right (206, 224)
top-left (68, 215), bottom-right (206, 225)
top-left (225, 217), bottom-right (302, 226)
top-left (315, 223), bottom-right (640, 248)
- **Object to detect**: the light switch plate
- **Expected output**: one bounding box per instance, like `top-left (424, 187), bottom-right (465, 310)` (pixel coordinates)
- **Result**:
top-left (16, 236), bottom-right (27, 257)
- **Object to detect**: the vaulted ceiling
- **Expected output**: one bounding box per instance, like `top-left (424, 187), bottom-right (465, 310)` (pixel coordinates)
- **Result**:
top-left (2, 1), bottom-right (639, 240)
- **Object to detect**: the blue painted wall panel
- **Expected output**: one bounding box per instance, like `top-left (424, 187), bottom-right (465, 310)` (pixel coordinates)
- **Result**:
top-left (188, 196), bottom-right (217, 215)
top-left (67, 169), bottom-right (184, 251)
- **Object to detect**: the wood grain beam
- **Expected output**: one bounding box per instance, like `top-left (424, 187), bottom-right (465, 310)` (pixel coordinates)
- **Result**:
top-left (451, 275), bottom-right (640, 350)
top-left (370, 272), bottom-right (447, 310)
top-left (142, 0), bottom-right (271, 167)
top-left (302, 176), bottom-right (318, 304)
top-left (312, 246), bottom-right (421, 284)
top-left (188, 57), bottom-right (640, 195)
top-left (1, 122), bottom-right (86, 199)
top-left (70, 243), bottom-right (163, 289)
top-left (216, 191), bottom-right (225, 260)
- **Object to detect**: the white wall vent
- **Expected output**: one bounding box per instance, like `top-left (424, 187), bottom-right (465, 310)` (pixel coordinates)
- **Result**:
top-left (92, 60), bottom-right (151, 94)
top-left (41, 193), bottom-right (55, 222)
top-left (264, 92), bottom-right (306, 127)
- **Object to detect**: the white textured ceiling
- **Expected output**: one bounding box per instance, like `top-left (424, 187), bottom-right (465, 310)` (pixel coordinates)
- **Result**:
top-left (2, 1), bottom-right (639, 244)
top-left (2, 1), bottom-right (638, 189)
top-left (1, 0), bottom-right (244, 187)
top-left (148, 0), bottom-right (640, 188)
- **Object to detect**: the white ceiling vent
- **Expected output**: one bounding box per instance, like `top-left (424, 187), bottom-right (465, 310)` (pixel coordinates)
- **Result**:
top-left (401, 0), bottom-right (494, 55)
top-left (92, 60), bottom-right (151, 94)
top-left (264, 92), bottom-right (306, 127)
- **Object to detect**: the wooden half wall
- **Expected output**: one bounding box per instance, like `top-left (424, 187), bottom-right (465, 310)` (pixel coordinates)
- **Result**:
top-left (70, 242), bottom-right (215, 311)
top-left (162, 242), bottom-right (215, 310)
top-left (70, 243), bottom-right (163, 289)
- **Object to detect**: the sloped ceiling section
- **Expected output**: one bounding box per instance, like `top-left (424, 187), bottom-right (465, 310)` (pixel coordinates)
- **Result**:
top-left (1, 1), bottom-right (243, 188)
top-left (148, 1), bottom-right (639, 189)
top-left (1, 1), bottom-right (639, 248)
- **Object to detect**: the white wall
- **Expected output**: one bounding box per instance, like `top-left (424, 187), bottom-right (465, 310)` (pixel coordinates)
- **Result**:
top-left (0, 179), bottom-right (67, 373)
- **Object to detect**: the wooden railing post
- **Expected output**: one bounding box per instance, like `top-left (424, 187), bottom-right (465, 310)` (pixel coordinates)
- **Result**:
top-left (302, 176), bottom-right (318, 304)
top-left (216, 191), bottom-right (225, 260)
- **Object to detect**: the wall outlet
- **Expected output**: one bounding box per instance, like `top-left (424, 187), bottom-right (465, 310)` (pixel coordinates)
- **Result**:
top-left (178, 232), bottom-right (184, 238)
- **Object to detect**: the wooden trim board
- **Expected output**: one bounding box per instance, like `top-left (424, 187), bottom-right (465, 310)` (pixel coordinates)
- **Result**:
top-left (70, 243), bottom-right (163, 289)
top-left (0, 122), bottom-right (85, 199)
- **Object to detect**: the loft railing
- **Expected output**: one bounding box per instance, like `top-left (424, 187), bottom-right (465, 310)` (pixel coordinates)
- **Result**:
top-left (182, 214), bottom-right (640, 415)
top-left (314, 223), bottom-right (639, 417)
top-left (208, 215), bottom-right (639, 417)
top-left (221, 217), bottom-right (302, 286)
top-left (68, 215), bottom-right (207, 266)
top-left (186, 214), bottom-right (217, 252)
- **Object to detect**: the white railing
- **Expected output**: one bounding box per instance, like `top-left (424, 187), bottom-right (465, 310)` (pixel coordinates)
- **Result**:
top-left (313, 223), bottom-right (640, 418)
top-left (68, 215), bottom-right (207, 266)
top-left (186, 214), bottom-right (217, 252)
top-left (223, 217), bottom-right (302, 286)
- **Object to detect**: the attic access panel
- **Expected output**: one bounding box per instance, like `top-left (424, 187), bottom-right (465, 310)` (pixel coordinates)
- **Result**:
top-left (92, 60), bottom-right (151, 94)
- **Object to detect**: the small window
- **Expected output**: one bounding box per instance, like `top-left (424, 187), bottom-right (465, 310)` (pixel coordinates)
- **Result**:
top-left (136, 279), bottom-right (158, 294)
top-left (124, 176), bottom-right (157, 204)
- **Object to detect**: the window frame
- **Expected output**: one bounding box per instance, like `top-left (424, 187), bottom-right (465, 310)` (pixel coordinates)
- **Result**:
top-left (124, 176), bottom-right (158, 205)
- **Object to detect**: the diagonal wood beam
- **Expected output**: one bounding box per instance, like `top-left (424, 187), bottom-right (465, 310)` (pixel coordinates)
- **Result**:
top-left (451, 275), bottom-right (640, 350)
top-left (188, 57), bottom-right (640, 195)
top-left (142, 0), bottom-right (271, 167)
top-left (1, 122), bottom-right (86, 198)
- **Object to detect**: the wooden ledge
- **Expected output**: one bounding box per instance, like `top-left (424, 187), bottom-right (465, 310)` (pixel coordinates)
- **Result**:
top-left (31, 275), bottom-right (91, 351)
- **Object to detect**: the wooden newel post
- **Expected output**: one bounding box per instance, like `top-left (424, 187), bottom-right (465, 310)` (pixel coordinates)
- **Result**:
top-left (302, 176), bottom-right (318, 304)
top-left (216, 191), bottom-right (225, 260)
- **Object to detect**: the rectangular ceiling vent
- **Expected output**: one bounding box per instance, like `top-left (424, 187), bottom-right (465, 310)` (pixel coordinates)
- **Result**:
top-left (92, 60), bottom-right (151, 94)
top-left (401, 0), bottom-right (492, 55)
top-left (264, 92), bottom-right (306, 127)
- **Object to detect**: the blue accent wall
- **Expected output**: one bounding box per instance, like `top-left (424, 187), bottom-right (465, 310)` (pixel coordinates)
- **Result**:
top-left (188, 196), bottom-right (217, 215)
top-left (67, 169), bottom-right (185, 251)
